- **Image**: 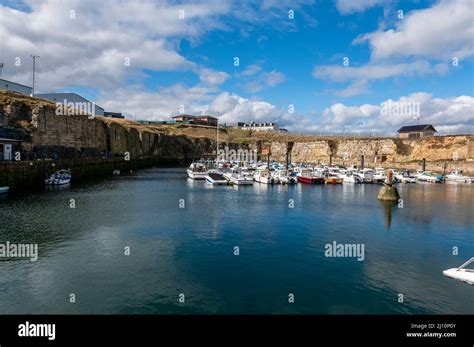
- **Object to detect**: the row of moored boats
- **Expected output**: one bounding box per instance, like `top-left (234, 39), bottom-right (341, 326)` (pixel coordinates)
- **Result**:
top-left (187, 161), bottom-right (473, 185)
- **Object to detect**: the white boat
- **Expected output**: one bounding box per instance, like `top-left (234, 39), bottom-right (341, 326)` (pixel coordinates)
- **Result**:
top-left (353, 169), bottom-right (373, 183)
top-left (254, 170), bottom-right (276, 184)
top-left (443, 257), bottom-right (474, 285)
top-left (224, 168), bottom-right (253, 185)
top-left (0, 186), bottom-right (9, 194)
top-left (229, 174), bottom-right (253, 185)
top-left (396, 170), bottom-right (417, 183)
top-left (187, 162), bottom-right (207, 180)
top-left (205, 172), bottom-right (228, 185)
top-left (417, 171), bottom-right (443, 183)
top-left (342, 171), bottom-right (363, 184)
top-left (445, 170), bottom-right (473, 183)
top-left (239, 167), bottom-right (254, 181)
top-left (45, 170), bottom-right (71, 185)
top-left (274, 169), bottom-right (297, 184)
top-left (373, 168), bottom-right (386, 184)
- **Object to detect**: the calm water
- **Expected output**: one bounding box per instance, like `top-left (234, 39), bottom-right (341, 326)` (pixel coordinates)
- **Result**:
top-left (0, 167), bottom-right (472, 314)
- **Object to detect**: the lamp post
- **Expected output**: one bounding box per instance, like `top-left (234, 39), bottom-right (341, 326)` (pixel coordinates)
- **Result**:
top-left (31, 55), bottom-right (40, 95)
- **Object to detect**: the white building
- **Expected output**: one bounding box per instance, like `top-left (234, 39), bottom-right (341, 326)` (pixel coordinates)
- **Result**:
top-left (239, 121), bottom-right (279, 132)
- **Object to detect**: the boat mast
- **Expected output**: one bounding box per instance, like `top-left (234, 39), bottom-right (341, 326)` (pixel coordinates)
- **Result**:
top-left (216, 113), bottom-right (220, 166)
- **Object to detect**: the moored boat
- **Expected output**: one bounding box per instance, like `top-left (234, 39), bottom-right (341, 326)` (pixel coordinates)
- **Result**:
top-left (254, 170), bottom-right (276, 184)
top-left (297, 168), bottom-right (324, 184)
top-left (445, 170), bottom-right (473, 183)
top-left (187, 162), bottom-right (207, 180)
top-left (417, 171), bottom-right (443, 183)
top-left (0, 186), bottom-right (9, 194)
top-left (396, 170), bottom-right (417, 183)
top-left (45, 169), bottom-right (71, 185)
top-left (324, 177), bottom-right (342, 184)
top-left (443, 257), bottom-right (474, 285)
top-left (342, 171), bottom-right (363, 184)
top-left (205, 172), bottom-right (228, 185)
top-left (274, 169), bottom-right (296, 184)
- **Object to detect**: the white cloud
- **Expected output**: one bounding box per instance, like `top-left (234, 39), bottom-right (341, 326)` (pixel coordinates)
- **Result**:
top-left (197, 68), bottom-right (230, 86)
top-left (354, 0), bottom-right (474, 60)
top-left (320, 93), bottom-right (474, 134)
top-left (0, 0), bottom-right (233, 91)
top-left (335, 0), bottom-right (386, 14)
top-left (240, 64), bottom-right (262, 77)
top-left (315, 0), bottom-right (472, 97)
top-left (243, 69), bottom-right (286, 93)
top-left (313, 60), bottom-right (448, 83)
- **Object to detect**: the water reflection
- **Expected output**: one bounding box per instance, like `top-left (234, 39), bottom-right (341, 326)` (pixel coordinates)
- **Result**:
top-left (379, 200), bottom-right (397, 230)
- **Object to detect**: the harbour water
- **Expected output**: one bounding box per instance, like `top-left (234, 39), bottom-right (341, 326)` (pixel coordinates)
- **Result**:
top-left (0, 167), bottom-right (472, 314)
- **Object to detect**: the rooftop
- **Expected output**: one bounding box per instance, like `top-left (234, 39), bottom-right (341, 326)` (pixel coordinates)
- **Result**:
top-left (397, 124), bottom-right (437, 133)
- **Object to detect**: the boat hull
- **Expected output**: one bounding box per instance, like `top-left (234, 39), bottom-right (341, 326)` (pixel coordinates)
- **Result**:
top-left (324, 177), bottom-right (342, 184)
top-left (205, 173), bottom-right (227, 185)
top-left (297, 176), bottom-right (325, 184)
top-left (45, 179), bottom-right (71, 185)
top-left (443, 269), bottom-right (474, 285)
top-left (0, 186), bottom-right (9, 194)
top-left (187, 169), bottom-right (207, 180)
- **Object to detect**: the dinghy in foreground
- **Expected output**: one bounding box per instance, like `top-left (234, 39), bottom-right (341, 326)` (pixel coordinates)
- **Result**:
top-left (0, 186), bottom-right (9, 194)
top-left (443, 257), bottom-right (474, 285)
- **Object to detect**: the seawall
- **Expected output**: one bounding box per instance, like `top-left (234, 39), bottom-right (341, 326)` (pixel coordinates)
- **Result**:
top-left (0, 156), bottom-right (184, 192)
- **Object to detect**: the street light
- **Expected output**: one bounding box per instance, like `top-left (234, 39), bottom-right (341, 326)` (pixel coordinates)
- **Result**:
top-left (31, 55), bottom-right (40, 95)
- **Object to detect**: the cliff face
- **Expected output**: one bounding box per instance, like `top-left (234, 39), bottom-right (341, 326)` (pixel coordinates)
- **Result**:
top-left (0, 91), bottom-right (473, 174)
top-left (0, 92), bottom-right (215, 161)
top-left (269, 137), bottom-right (473, 163)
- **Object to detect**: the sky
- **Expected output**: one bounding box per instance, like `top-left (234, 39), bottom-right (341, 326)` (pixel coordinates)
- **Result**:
top-left (0, 0), bottom-right (473, 135)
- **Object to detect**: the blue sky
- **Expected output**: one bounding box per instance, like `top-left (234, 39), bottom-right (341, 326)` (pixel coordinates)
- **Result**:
top-left (1, 0), bottom-right (473, 134)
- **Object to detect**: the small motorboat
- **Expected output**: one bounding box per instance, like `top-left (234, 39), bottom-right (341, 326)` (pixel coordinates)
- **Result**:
top-left (205, 172), bottom-right (228, 185)
top-left (396, 170), bottom-right (417, 183)
top-left (417, 171), bottom-right (443, 183)
top-left (342, 171), bottom-right (363, 184)
top-left (254, 169), bottom-right (276, 184)
top-left (297, 168), bottom-right (325, 184)
top-left (443, 257), bottom-right (474, 285)
top-left (445, 170), bottom-right (473, 183)
top-left (0, 186), bottom-right (9, 194)
top-left (187, 162), bottom-right (207, 180)
top-left (324, 177), bottom-right (342, 184)
top-left (373, 168), bottom-right (386, 184)
top-left (45, 170), bottom-right (71, 185)
top-left (224, 168), bottom-right (253, 185)
top-left (274, 169), bottom-right (296, 184)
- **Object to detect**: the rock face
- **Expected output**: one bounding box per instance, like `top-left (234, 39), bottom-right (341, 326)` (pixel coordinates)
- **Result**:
top-left (377, 186), bottom-right (400, 202)
top-left (269, 136), bottom-right (474, 174)
top-left (0, 95), bottom-right (215, 161)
